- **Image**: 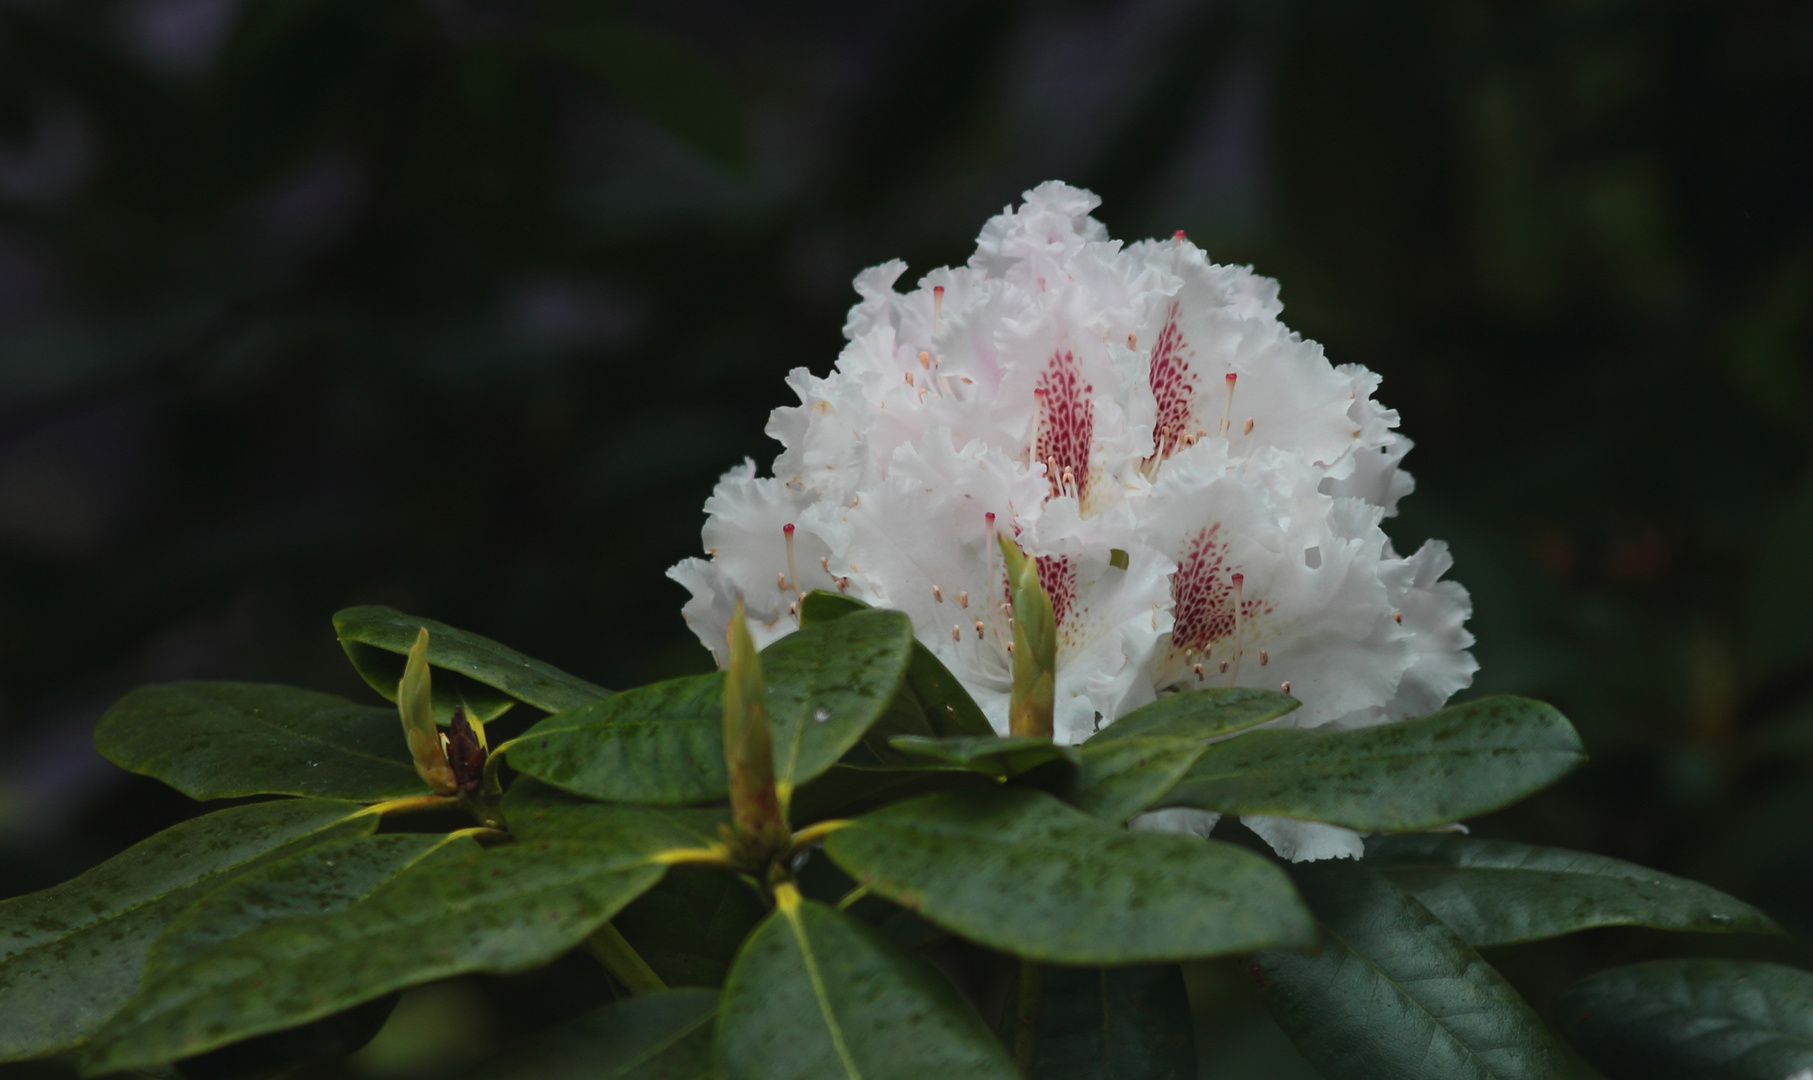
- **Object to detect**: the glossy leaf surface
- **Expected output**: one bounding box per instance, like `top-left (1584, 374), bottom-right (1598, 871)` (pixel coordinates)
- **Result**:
top-left (0, 799), bottom-right (371, 1059)
top-left (86, 840), bottom-right (668, 1072)
top-left (503, 778), bottom-right (727, 855)
top-left (800, 590), bottom-right (994, 737)
top-left (1555, 960), bottom-right (1813, 1080)
top-left (458, 988), bottom-right (717, 1080)
top-left (1366, 834), bottom-right (1781, 946)
top-left (759, 608), bottom-right (916, 803)
top-left (1254, 863), bottom-right (1562, 1080)
top-left (1066, 738), bottom-right (1208, 824)
top-left (1086, 688), bottom-right (1298, 746)
top-left (613, 869), bottom-right (766, 989)
top-left (1164, 696), bottom-right (1585, 830)
top-left (95, 682), bottom-right (425, 802)
top-left (510, 674), bottom-right (726, 804)
top-left (334, 605), bottom-right (611, 718)
top-left (888, 735), bottom-right (1078, 778)
top-left (1035, 964), bottom-right (1195, 1080)
top-left (717, 893), bottom-right (1017, 1080)
top-left (824, 787), bottom-right (1314, 963)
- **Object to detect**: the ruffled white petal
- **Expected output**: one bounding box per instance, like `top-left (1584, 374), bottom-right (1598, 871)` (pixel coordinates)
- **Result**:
top-left (1242, 816), bottom-right (1366, 862)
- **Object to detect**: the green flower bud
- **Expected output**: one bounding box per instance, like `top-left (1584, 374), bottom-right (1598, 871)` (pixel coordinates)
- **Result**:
top-left (998, 532), bottom-right (1056, 740)
top-left (398, 628), bottom-right (458, 796)
top-left (724, 597), bottom-right (789, 861)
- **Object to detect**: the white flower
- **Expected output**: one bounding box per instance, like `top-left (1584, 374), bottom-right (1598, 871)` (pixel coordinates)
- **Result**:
top-left (669, 181), bottom-right (1477, 861)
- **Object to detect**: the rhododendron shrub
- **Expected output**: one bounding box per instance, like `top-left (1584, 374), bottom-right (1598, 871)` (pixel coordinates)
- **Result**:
top-left (0, 188), bottom-right (1794, 1080)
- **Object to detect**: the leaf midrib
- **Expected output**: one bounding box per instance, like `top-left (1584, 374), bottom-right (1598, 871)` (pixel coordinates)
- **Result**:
top-left (161, 704), bottom-right (420, 776)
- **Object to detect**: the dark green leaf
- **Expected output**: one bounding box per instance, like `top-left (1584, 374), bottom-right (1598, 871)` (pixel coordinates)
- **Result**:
top-left (1035, 964), bottom-right (1195, 1080)
top-left (824, 787), bottom-right (1314, 964)
top-left (502, 777), bottom-right (727, 855)
top-left (860, 689), bottom-right (939, 765)
top-left (509, 674), bottom-right (726, 804)
top-left (149, 833), bottom-right (474, 973)
top-left (800, 591), bottom-right (995, 738)
top-left (717, 894), bottom-right (1018, 1080)
top-left (888, 735), bottom-right (1078, 778)
top-left (458, 989), bottom-right (717, 1080)
top-left (1366, 834), bottom-right (1782, 947)
top-left (1085, 688), bottom-right (1298, 746)
top-left (613, 869), bottom-right (765, 989)
top-left (1163, 696), bottom-right (1585, 830)
top-left (95, 682), bottom-right (425, 803)
top-left (334, 605), bottom-right (611, 719)
top-left (84, 840), bottom-right (669, 1073)
top-left (1065, 738), bottom-right (1207, 824)
top-left (1556, 960), bottom-right (1813, 1080)
top-left (760, 608), bottom-right (916, 806)
top-left (790, 764), bottom-right (995, 824)
top-left (1253, 862), bottom-right (1563, 1080)
top-left (0, 799), bottom-right (372, 1060)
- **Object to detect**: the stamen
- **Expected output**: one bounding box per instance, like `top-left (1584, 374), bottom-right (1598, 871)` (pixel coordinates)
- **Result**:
top-left (1005, 641), bottom-right (1013, 655)
top-left (1173, 229), bottom-right (1186, 245)
top-left (933, 585), bottom-right (944, 603)
top-left (918, 350), bottom-right (932, 370)
top-left (1260, 649), bottom-right (1269, 667)
top-left (777, 572), bottom-right (789, 592)
top-left (905, 370), bottom-right (915, 386)
top-left (783, 524), bottom-right (800, 600)
top-left (837, 576), bottom-right (849, 593)
top-left (933, 285), bottom-right (944, 336)
top-left (1393, 611), bottom-right (1403, 624)
top-left (1193, 663), bottom-right (1204, 681)
top-left (1219, 660), bottom-right (1229, 673)
top-left (958, 590), bottom-right (969, 608)
top-left (1243, 417), bottom-right (1254, 436)
top-left (788, 599), bottom-right (799, 620)
top-left (975, 619), bottom-right (985, 640)
top-left (1128, 332), bottom-right (1138, 350)
top-left (951, 624), bottom-right (962, 643)
top-left (1229, 572), bottom-right (1245, 683)
top-left (1281, 681), bottom-right (1291, 694)
top-left (820, 555), bottom-right (831, 577)
top-left (1219, 373), bottom-right (1237, 437)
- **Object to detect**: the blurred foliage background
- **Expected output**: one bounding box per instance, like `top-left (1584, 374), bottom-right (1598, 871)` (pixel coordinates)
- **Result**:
top-left (0, 0), bottom-right (1809, 1076)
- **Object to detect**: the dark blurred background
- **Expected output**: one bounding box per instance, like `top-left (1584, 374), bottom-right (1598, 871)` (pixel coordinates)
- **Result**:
top-left (1, 0), bottom-right (1810, 1076)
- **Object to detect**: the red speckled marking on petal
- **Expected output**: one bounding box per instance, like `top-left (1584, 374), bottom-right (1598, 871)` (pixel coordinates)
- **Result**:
top-left (1034, 349), bottom-right (1093, 502)
top-left (1147, 303), bottom-right (1197, 463)
top-left (1037, 555), bottom-right (1077, 626)
top-left (1170, 525), bottom-right (1271, 653)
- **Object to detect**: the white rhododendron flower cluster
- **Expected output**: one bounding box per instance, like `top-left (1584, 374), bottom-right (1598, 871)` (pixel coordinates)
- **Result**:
top-left (669, 182), bottom-right (1477, 861)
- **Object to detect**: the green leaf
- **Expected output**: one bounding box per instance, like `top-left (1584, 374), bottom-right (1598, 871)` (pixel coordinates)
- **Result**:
top-left (149, 833), bottom-right (474, 973)
top-left (1365, 834), bottom-right (1783, 947)
top-left (84, 840), bottom-right (669, 1073)
top-left (887, 735), bottom-right (1078, 778)
top-left (760, 608), bottom-right (916, 806)
top-left (457, 989), bottom-right (717, 1080)
top-left (1035, 965), bottom-right (1195, 1080)
top-left (95, 682), bottom-right (426, 802)
top-left (334, 605), bottom-right (611, 719)
top-left (1085, 688), bottom-right (1298, 746)
top-left (502, 777), bottom-right (728, 854)
top-left (612, 869), bottom-right (765, 989)
top-left (1065, 738), bottom-right (1208, 824)
top-left (509, 674), bottom-right (726, 804)
top-left (1163, 696), bottom-right (1585, 830)
top-left (716, 892), bottom-right (1018, 1080)
top-left (823, 787), bottom-right (1314, 964)
top-left (790, 764), bottom-right (996, 824)
top-left (800, 591), bottom-right (995, 738)
top-left (1253, 862), bottom-right (1563, 1080)
top-left (0, 799), bottom-right (372, 1060)
top-left (1556, 960), bottom-right (1813, 1080)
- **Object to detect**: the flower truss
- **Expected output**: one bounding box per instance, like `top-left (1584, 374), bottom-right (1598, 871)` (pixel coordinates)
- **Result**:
top-left (670, 182), bottom-right (1478, 861)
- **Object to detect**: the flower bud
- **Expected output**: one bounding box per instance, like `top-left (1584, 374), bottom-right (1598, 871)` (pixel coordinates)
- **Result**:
top-left (398, 627), bottom-right (458, 796)
top-left (724, 598), bottom-right (789, 859)
top-left (998, 533), bottom-right (1056, 740)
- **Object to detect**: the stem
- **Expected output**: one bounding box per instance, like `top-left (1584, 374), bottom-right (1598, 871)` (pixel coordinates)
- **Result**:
top-left (583, 921), bottom-right (666, 996)
top-left (1013, 958), bottom-right (1041, 1078)
top-left (789, 819), bottom-right (852, 850)
top-left (356, 794), bottom-right (459, 818)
